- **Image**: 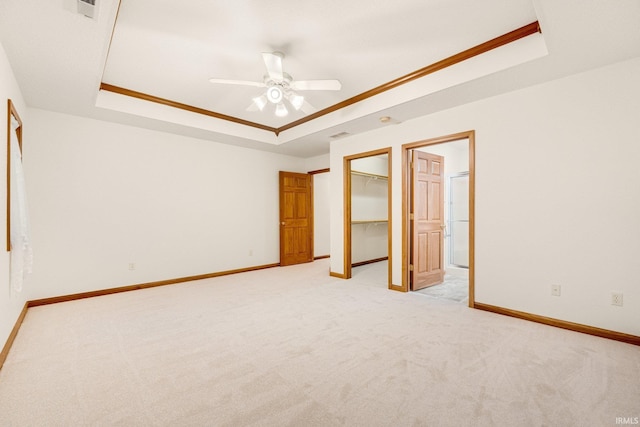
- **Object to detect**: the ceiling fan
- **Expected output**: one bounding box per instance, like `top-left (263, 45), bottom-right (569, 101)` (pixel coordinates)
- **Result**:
top-left (209, 52), bottom-right (341, 117)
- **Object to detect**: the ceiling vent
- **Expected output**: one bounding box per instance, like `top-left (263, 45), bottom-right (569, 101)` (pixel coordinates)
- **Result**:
top-left (329, 131), bottom-right (351, 139)
top-left (77, 0), bottom-right (97, 19)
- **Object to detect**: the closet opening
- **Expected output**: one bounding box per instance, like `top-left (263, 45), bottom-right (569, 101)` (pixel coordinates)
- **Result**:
top-left (402, 131), bottom-right (475, 306)
top-left (309, 168), bottom-right (330, 260)
top-left (343, 148), bottom-right (392, 289)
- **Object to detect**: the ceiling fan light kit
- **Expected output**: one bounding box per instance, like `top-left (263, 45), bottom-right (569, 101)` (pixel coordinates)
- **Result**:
top-left (252, 95), bottom-right (268, 111)
top-left (288, 93), bottom-right (304, 110)
top-left (275, 103), bottom-right (288, 117)
top-left (266, 86), bottom-right (284, 104)
top-left (210, 51), bottom-right (341, 118)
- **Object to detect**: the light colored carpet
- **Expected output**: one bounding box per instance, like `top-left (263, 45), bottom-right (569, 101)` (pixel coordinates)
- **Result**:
top-left (0, 259), bottom-right (638, 426)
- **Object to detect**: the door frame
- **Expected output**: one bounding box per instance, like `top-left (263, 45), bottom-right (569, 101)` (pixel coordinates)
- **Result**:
top-left (343, 147), bottom-right (392, 288)
top-left (401, 131), bottom-right (475, 307)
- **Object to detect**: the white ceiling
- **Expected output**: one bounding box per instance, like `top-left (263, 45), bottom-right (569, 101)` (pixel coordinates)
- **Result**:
top-left (1, 0), bottom-right (639, 157)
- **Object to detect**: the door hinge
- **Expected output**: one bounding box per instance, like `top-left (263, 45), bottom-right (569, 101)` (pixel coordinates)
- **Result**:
top-left (410, 213), bottom-right (414, 220)
top-left (409, 264), bottom-right (414, 271)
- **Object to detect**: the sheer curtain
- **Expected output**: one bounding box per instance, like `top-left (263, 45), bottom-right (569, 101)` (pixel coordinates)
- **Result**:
top-left (10, 116), bottom-right (32, 292)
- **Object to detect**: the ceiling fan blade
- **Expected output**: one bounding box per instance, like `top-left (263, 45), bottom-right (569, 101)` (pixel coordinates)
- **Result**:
top-left (291, 79), bottom-right (342, 91)
top-left (300, 99), bottom-right (316, 115)
top-left (262, 52), bottom-right (284, 82)
top-left (209, 78), bottom-right (265, 88)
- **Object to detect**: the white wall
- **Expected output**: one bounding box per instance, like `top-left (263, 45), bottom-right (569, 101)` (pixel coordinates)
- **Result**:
top-left (351, 155), bottom-right (388, 176)
top-left (0, 42), bottom-right (29, 349)
top-left (330, 57), bottom-right (640, 336)
top-left (304, 154), bottom-right (329, 173)
top-left (23, 109), bottom-right (306, 300)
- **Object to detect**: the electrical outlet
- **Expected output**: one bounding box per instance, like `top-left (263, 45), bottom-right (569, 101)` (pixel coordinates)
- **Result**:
top-left (128, 263), bottom-right (135, 271)
top-left (611, 292), bottom-right (623, 307)
top-left (551, 284), bottom-right (561, 296)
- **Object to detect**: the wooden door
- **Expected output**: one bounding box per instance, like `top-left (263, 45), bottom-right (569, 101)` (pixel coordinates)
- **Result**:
top-left (410, 151), bottom-right (445, 290)
top-left (279, 171), bottom-right (313, 266)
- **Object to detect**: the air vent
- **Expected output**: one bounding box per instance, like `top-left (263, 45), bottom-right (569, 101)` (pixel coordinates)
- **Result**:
top-left (329, 131), bottom-right (351, 139)
top-left (77, 0), bottom-right (97, 19)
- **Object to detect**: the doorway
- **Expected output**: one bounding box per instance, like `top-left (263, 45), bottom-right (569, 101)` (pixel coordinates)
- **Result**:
top-left (402, 131), bottom-right (475, 306)
top-left (309, 168), bottom-right (330, 260)
top-left (448, 172), bottom-right (469, 269)
top-left (343, 148), bottom-right (392, 288)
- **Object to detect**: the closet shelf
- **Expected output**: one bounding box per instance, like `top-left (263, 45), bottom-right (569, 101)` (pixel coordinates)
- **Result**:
top-left (352, 220), bottom-right (388, 224)
top-left (351, 170), bottom-right (388, 180)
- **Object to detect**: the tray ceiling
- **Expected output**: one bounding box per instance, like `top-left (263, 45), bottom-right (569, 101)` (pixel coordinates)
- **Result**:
top-left (1, 0), bottom-right (640, 156)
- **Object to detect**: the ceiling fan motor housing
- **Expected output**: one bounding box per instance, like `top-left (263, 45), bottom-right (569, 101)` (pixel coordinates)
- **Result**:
top-left (266, 86), bottom-right (284, 104)
top-left (264, 72), bottom-right (293, 104)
